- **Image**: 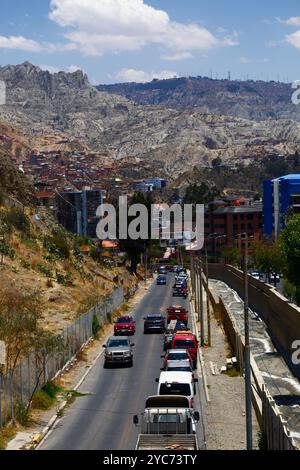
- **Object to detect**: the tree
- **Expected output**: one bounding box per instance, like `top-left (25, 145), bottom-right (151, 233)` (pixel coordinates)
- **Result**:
top-left (221, 246), bottom-right (242, 267)
top-left (184, 182), bottom-right (219, 205)
top-left (280, 214), bottom-right (300, 305)
top-left (0, 287), bottom-right (65, 419)
top-left (252, 241), bottom-right (283, 285)
top-left (118, 192), bottom-right (153, 274)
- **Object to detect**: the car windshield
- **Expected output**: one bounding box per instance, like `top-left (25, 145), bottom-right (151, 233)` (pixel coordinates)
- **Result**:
top-left (167, 366), bottom-right (191, 372)
top-left (168, 352), bottom-right (189, 361)
top-left (159, 383), bottom-right (191, 396)
top-left (173, 340), bottom-right (195, 349)
top-left (108, 339), bottom-right (129, 347)
top-left (147, 316), bottom-right (162, 321)
top-left (117, 318), bottom-right (132, 324)
top-left (152, 414), bottom-right (180, 424)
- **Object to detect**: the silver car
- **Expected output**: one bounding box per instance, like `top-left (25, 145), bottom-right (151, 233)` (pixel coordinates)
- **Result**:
top-left (103, 336), bottom-right (134, 368)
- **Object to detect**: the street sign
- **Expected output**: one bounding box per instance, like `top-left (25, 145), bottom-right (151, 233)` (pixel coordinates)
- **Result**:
top-left (0, 341), bottom-right (6, 366)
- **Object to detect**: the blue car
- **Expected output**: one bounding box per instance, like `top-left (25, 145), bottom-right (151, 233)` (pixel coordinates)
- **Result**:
top-left (157, 275), bottom-right (167, 285)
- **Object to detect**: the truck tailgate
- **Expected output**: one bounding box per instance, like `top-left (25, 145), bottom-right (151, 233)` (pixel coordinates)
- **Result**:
top-left (136, 434), bottom-right (198, 450)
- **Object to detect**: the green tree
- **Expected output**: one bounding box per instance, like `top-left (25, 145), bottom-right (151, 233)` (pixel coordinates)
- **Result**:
top-left (118, 192), bottom-right (153, 274)
top-left (221, 246), bottom-right (242, 267)
top-left (252, 241), bottom-right (283, 285)
top-left (184, 182), bottom-right (219, 205)
top-left (280, 214), bottom-right (300, 304)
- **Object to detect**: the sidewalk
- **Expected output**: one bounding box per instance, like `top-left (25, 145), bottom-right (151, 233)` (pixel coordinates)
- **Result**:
top-left (194, 282), bottom-right (260, 450)
top-left (6, 278), bottom-right (153, 451)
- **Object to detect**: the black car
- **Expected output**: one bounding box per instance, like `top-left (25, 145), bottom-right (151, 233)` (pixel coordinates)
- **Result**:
top-left (157, 275), bottom-right (167, 285)
top-left (144, 314), bottom-right (166, 334)
top-left (172, 287), bottom-right (188, 298)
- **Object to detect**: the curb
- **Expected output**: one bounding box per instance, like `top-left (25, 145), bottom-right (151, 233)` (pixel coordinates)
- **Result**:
top-left (35, 280), bottom-right (152, 450)
top-left (188, 274), bottom-right (211, 404)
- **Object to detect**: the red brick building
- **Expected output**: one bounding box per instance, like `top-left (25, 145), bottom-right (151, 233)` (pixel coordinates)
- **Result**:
top-left (204, 197), bottom-right (263, 257)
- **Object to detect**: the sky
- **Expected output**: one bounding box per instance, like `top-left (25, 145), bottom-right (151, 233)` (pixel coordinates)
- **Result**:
top-left (1, 0), bottom-right (300, 84)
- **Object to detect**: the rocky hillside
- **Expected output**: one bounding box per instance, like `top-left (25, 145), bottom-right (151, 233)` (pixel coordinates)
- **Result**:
top-left (0, 122), bottom-right (35, 204)
top-left (1, 63), bottom-right (300, 179)
top-left (98, 76), bottom-right (300, 121)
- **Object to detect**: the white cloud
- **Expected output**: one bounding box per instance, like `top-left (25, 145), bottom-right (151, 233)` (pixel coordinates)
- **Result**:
top-left (277, 16), bottom-right (300, 26)
top-left (39, 64), bottom-right (61, 73)
top-left (286, 30), bottom-right (300, 49)
top-left (240, 56), bottom-right (251, 64)
top-left (115, 68), bottom-right (178, 83)
top-left (161, 51), bottom-right (193, 61)
top-left (49, 0), bottom-right (237, 56)
top-left (0, 35), bottom-right (43, 52)
top-left (67, 64), bottom-right (85, 73)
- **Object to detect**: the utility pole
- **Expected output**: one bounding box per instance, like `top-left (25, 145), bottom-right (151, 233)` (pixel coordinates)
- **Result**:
top-left (205, 250), bottom-right (211, 347)
top-left (198, 259), bottom-right (205, 347)
top-left (243, 234), bottom-right (253, 451)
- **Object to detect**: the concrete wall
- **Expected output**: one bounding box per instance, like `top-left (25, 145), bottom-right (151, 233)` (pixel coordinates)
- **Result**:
top-left (207, 278), bottom-right (297, 450)
top-left (208, 264), bottom-right (300, 380)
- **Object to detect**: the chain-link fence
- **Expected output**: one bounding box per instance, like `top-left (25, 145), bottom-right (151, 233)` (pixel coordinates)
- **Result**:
top-left (0, 285), bottom-right (125, 428)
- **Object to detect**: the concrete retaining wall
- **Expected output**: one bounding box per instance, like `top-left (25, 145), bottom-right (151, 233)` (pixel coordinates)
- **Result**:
top-left (208, 264), bottom-right (300, 380)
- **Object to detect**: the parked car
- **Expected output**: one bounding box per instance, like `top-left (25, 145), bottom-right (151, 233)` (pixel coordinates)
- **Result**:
top-left (159, 266), bottom-right (167, 275)
top-left (163, 320), bottom-right (188, 351)
top-left (170, 332), bottom-right (198, 369)
top-left (103, 336), bottom-right (134, 368)
top-left (250, 271), bottom-right (261, 281)
top-left (114, 316), bottom-right (136, 336)
top-left (172, 286), bottom-right (188, 298)
top-left (161, 349), bottom-right (193, 370)
top-left (144, 314), bottom-right (166, 334)
top-left (167, 306), bottom-right (188, 325)
top-left (161, 360), bottom-right (196, 386)
top-left (157, 275), bottom-right (167, 286)
top-left (156, 371), bottom-right (197, 408)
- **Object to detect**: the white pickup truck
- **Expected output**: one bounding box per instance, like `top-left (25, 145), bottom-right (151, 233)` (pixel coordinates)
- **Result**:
top-left (133, 395), bottom-right (200, 450)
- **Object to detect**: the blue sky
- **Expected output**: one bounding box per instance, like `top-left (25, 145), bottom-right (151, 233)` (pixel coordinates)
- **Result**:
top-left (1, 0), bottom-right (300, 84)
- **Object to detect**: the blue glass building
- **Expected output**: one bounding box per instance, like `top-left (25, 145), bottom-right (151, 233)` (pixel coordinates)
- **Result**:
top-left (263, 174), bottom-right (300, 238)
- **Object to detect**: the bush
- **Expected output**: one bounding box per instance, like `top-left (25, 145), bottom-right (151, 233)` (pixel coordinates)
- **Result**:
top-left (92, 314), bottom-right (101, 337)
top-left (56, 271), bottom-right (74, 286)
top-left (6, 208), bottom-right (30, 236)
top-left (19, 259), bottom-right (31, 270)
top-left (0, 242), bottom-right (15, 260)
top-left (15, 402), bottom-right (30, 426)
top-left (44, 231), bottom-right (70, 259)
top-left (31, 390), bottom-right (53, 410)
top-left (37, 263), bottom-right (53, 278)
top-left (42, 381), bottom-right (62, 399)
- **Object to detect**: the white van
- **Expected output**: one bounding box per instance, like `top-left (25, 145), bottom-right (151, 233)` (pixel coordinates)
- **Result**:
top-left (156, 371), bottom-right (197, 408)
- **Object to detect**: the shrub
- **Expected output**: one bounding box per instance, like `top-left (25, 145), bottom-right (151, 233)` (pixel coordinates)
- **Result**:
top-left (56, 271), bottom-right (74, 286)
top-left (0, 242), bottom-right (15, 260)
top-left (42, 381), bottom-right (62, 399)
top-left (31, 390), bottom-right (53, 410)
top-left (15, 402), bottom-right (30, 426)
top-left (37, 263), bottom-right (53, 278)
top-left (92, 314), bottom-right (101, 337)
top-left (44, 231), bottom-right (70, 259)
top-left (19, 259), bottom-right (31, 270)
top-left (6, 208), bottom-right (30, 236)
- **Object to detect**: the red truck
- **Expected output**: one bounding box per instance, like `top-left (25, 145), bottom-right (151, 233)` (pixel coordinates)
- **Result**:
top-left (170, 331), bottom-right (198, 369)
top-left (167, 306), bottom-right (188, 326)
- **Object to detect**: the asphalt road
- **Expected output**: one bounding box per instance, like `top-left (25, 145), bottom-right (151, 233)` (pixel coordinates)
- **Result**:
top-left (39, 274), bottom-right (206, 450)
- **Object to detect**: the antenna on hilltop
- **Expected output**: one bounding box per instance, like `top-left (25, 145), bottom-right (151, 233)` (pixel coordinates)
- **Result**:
top-left (228, 71), bottom-right (231, 81)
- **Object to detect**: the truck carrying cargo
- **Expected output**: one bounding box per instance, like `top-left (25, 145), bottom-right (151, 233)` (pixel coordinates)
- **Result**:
top-left (133, 395), bottom-right (200, 450)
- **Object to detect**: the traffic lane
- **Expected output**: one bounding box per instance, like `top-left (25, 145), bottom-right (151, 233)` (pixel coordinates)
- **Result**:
top-left (40, 274), bottom-right (175, 450)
